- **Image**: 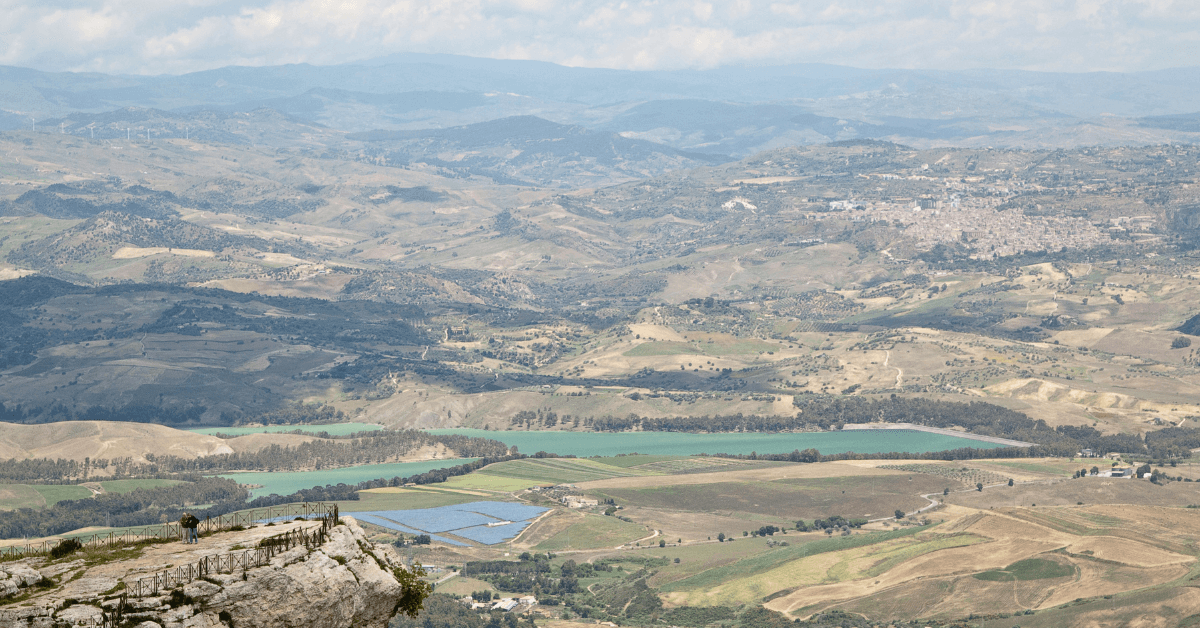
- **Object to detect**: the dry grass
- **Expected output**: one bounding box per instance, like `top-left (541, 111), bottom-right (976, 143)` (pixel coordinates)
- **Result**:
top-left (576, 460), bottom-right (899, 490)
top-left (0, 420), bottom-right (233, 463)
top-left (753, 500), bottom-right (1198, 622)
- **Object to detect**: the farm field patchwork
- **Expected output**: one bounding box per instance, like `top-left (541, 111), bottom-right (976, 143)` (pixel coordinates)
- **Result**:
top-left (875, 463), bottom-right (1012, 487)
top-left (477, 458), bottom-right (657, 484)
top-left (595, 474), bottom-right (947, 522)
top-left (629, 457), bottom-right (785, 475)
top-left (425, 429), bottom-right (1010, 457)
top-left (758, 507), bottom-right (1198, 622)
top-left (532, 512), bottom-right (649, 551)
top-left (438, 473), bottom-right (547, 493)
top-left (660, 527), bottom-right (929, 599)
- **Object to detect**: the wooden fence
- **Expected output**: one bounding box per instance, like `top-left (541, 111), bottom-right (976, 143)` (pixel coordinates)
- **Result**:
top-left (126, 523), bottom-right (333, 597)
top-left (0, 502), bottom-right (339, 561)
top-left (66, 504), bottom-right (339, 626)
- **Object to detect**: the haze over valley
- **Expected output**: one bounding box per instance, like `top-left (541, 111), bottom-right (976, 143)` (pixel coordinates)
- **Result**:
top-left (3, 42), bottom-right (1200, 628)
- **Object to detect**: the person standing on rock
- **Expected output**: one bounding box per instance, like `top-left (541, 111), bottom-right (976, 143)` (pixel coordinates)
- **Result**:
top-left (180, 512), bottom-right (200, 543)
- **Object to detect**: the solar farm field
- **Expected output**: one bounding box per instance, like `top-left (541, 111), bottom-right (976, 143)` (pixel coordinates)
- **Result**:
top-left (351, 501), bottom-right (549, 547)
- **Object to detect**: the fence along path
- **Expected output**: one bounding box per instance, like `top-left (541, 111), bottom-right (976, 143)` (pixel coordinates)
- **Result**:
top-left (127, 520), bottom-right (335, 597)
top-left (0, 502), bottom-right (339, 560)
top-left (67, 503), bottom-right (340, 627)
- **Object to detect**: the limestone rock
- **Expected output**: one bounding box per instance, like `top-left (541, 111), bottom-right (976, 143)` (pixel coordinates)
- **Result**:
top-left (197, 519), bottom-right (404, 628)
top-left (0, 518), bottom-right (409, 628)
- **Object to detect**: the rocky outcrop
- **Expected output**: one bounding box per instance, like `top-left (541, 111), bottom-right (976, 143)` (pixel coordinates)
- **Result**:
top-left (0, 518), bottom-right (411, 628)
top-left (0, 562), bottom-right (44, 597)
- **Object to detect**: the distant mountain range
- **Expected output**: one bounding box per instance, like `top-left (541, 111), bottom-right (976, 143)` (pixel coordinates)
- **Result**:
top-left (3, 54), bottom-right (1200, 155)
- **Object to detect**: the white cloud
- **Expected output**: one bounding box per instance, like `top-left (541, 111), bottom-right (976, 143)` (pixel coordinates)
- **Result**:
top-left (0, 0), bottom-right (1196, 75)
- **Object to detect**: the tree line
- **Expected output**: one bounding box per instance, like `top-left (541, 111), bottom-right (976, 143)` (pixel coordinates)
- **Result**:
top-left (0, 477), bottom-right (247, 539)
top-left (0, 430), bottom-right (511, 483)
top-left (0, 452), bottom-right (542, 539)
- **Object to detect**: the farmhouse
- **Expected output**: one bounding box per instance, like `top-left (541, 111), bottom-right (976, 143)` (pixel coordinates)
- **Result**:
top-left (492, 598), bottom-right (518, 612)
top-left (561, 495), bottom-right (599, 508)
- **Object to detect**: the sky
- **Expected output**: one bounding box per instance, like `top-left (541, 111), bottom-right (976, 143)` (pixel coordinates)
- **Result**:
top-left (1, 0), bottom-right (1197, 76)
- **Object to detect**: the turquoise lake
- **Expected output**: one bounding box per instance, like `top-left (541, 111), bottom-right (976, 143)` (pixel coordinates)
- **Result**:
top-left (424, 429), bottom-right (1002, 458)
top-left (218, 458), bottom-right (476, 498)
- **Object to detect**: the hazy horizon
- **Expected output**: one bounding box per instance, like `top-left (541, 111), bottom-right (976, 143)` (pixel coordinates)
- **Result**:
top-left (4, 1), bottom-right (1198, 76)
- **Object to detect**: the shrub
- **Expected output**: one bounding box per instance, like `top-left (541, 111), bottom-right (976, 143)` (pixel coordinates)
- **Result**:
top-left (168, 589), bottom-right (195, 609)
top-left (50, 538), bottom-right (83, 559)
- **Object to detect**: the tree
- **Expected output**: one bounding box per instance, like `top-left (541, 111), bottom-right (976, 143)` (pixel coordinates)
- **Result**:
top-left (659, 539), bottom-right (666, 548)
top-left (976, 482), bottom-right (983, 492)
top-left (1172, 337), bottom-right (1192, 349)
top-left (717, 532), bottom-right (725, 542)
top-left (391, 564), bottom-right (432, 618)
top-left (1007, 478), bottom-right (1014, 487)
top-left (894, 509), bottom-right (905, 520)
top-left (1090, 466), bottom-right (1099, 476)
top-left (943, 487), bottom-right (950, 496)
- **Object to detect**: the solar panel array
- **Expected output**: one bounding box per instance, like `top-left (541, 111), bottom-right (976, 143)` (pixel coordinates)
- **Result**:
top-left (453, 521), bottom-right (534, 545)
top-left (351, 501), bottom-right (548, 545)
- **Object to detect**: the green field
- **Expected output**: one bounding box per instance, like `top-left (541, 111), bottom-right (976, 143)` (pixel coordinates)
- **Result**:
top-left (32, 484), bottom-right (93, 506)
top-left (439, 473), bottom-right (550, 492)
top-left (659, 527), bottom-right (927, 594)
top-left (187, 422), bottom-right (384, 437)
top-left (478, 458), bottom-right (654, 484)
top-left (100, 479), bottom-right (186, 494)
top-left (624, 341), bottom-right (704, 356)
top-left (340, 487), bottom-right (480, 513)
top-left (425, 429), bottom-right (1008, 458)
top-left (216, 458), bottom-right (476, 497)
top-left (593, 455), bottom-right (690, 468)
top-left (0, 480), bottom-right (192, 511)
top-left (0, 484), bottom-right (49, 510)
top-left (533, 514), bottom-right (648, 550)
top-left (973, 557), bottom-right (1075, 581)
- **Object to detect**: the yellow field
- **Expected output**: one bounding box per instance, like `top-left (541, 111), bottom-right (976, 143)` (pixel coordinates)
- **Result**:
top-left (749, 505), bottom-right (1198, 621)
top-left (666, 532), bottom-right (987, 608)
